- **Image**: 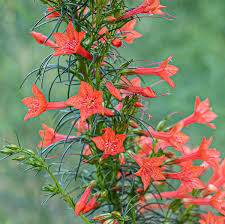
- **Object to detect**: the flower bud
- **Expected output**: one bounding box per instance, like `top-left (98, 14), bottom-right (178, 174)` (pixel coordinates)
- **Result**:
top-left (32, 167), bottom-right (42, 171)
top-left (101, 191), bottom-right (107, 198)
top-left (26, 149), bottom-right (35, 155)
top-left (105, 17), bottom-right (117, 22)
top-left (104, 219), bottom-right (117, 224)
top-left (12, 155), bottom-right (27, 161)
top-left (111, 211), bottom-right (122, 219)
top-left (0, 148), bottom-right (14, 155)
top-left (156, 119), bottom-right (167, 131)
top-left (5, 144), bottom-right (19, 151)
top-left (42, 184), bottom-right (59, 193)
top-left (129, 120), bottom-right (138, 128)
top-left (111, 39), bottom-right (122, 48)
top-left (26, 158), bottom-right (42, 167)
top-left (92, 213), bottom-right (112, 221)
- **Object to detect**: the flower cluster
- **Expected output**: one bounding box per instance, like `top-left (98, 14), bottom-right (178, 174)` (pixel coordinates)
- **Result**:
top-left (1, 0), bottom-right (223, 223)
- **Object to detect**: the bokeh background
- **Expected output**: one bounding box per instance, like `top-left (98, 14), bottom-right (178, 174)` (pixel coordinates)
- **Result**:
top-left (0, 0), bottom-right (225, 223)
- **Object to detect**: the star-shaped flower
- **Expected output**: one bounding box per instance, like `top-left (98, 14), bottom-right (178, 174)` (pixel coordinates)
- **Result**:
top-left (199, 211), bottom-right (224, 224)
top-left (119, 0), bottom-right (174, 20)
top-left (142, 121), bottom-right (189, 153)
top-left (52, 21), bottom-right (92, 60)
top-left (127, 54), bottom-right (179, 89)
top-left (173, 137), bottom-right (220, 169)
top-left (165, 163), bottom-right (205, 191)
top-left (182, 96), bottom-right (218, 129)
top-left (91, 127), bottom-right (127, 160)
top-left (22, 84), bottom-right (67, 121)
top-left (130, 152), bottom-right (166, 191)
top-left (66, 81), bottom-right (104, 122)
top-left (22, 83), bottom-right (47, 121)
top-left (38, 123), bottom-right (75, 148)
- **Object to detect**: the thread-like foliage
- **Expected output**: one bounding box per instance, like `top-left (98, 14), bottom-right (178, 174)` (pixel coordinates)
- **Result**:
top-left (1, 0), bottom-right (223, 223)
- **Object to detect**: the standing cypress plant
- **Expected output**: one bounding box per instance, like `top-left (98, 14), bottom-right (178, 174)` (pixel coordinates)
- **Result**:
top-left (1, 0), bottom-right (224, 223)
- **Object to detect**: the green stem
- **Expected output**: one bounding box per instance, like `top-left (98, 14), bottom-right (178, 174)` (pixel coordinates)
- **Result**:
top-left (95, 60), bottom-right (101, 90)
top-left (32, 154), bottom-right (91, 224)
top-left (79, 214), bottom-right (91, 224)
top-left (45, 166), bottom-right (91, 224)
top-left (47, 167), bottom-right (90, 223)
top-left (45, 166), bottom-right (74, 207)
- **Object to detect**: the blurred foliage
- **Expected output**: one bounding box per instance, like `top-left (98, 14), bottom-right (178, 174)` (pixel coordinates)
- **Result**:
top-left (0, 0), bottom-right (224, 223)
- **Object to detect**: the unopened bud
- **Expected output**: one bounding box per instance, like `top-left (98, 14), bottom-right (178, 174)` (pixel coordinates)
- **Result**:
top-left (111, 39), bottom-right (122, 48)
top-left (101, 191), bottom-right (107, 198)
top-left (90, 180), bottom-right (97, 187)
top-left (92, 213), bottom-right (112, 221)
top-left (156, 120), bottom-right (167, 131)
top-left (83, 180), bottom-right (96, 189)
top-left (42, 184), bottom-right (59, 193)
top-left (129, 121), bottom-right (138, 128)
top-left (32, 167), bottom-right (42, 171)
top-left (104, 219), bottom-right (117, 224)
top-left (0, 148), bottom-right (14, 155)
top-left (26, 159), bottom-right (42, 167)
top-left (105, 17), bottom-right (117, 22)
top-left (111, 211), bottom-right (122, 219)
top-left (5, 144), bottom-right (19, 151)
top-left (25, 149), bottom-right (35, 155)
top-left (12, 155), bottom-right (27, 161)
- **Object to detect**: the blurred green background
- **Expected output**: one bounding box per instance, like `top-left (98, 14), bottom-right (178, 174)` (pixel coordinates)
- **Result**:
top-left (0, 0), bottom-right (225, 223)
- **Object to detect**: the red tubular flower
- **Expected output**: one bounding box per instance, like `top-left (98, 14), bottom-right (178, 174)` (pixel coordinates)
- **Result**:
top-left (145, 184), bottom-right (192, 200)
top-left (45, 5), bottom-right (73, 20)
top-left (127, 54), bottom-right (178, 89)
top-left (22, 83), bottom-right (47, 121)
top-left (98, 19), bottom-right (141, 48)
top-left (22, 83), bottom-right (67, 121)
top-left (92, 213), bottom-right (112, 222)
top-left (129, 120), bottom-right (138, 128)
top-left (130, 152), bottom-right (165, 191)
top-left (184, 189), bottom-right (225, 216)
top-left (165, 164), bottom-right (205, 191)
top-left (46, 6), bottom-right (61, 20)
top-left (82, 195), bottom-right (100, 214)
top-left (91, 127), bottom-right (127, 160)
top-left (181, 96), bottom-right (218, 129)
top-left (172, 137), bottom-right (220, 169)
top-left (30, 31), bottom-right (58, 48)
top-left (104, 108), bottom-right (115, 117)
top-left (138, 139), bottom-right (162, 156)
top-left (66, 81), bottom-right (104, 122)
top-left (120, 76), bottom-right (160, 98)
top-left (75, 119), bottom-right (90, 136)
top-left (38, 123), bottom-right (76, 148)
top-left (142, 121), bottom-right (189, 153)
top-left (52, 21), bottom-right (92, 60)
top-left (75, 185), bottom-right (94, 217)
top-left (205, 159), bottom-right (225, 195)
top-left (114, 102), bottom-right (123, 111)
top-left (111, 39), bottom-right (123, 48)
top-left (119, 0), bottom-right (174, 20)
top-left (120, 76), bottom-right (141, 96)
top-left (105, 81), bottom-right (122, 100)
top-left (121, 85), bottom-right (156, 98)
top-left (105, 17), bottom-right (117, 22)
top-left (199, 211), bottom-right (225, 224)
top-left (117, 19), bottom-right (142, 44)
